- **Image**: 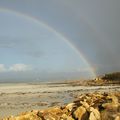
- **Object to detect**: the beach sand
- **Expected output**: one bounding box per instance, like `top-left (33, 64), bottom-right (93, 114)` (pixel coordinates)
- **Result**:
top-left (0, 82), bottom-right (119, 118)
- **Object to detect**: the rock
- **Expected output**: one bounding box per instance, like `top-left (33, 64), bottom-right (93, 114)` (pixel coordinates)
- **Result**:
top-left (89, 107), bottom-right (101, 120)
top-left (65, 103), bottom-right (75, 112)
top-left (115, 116), bottom-right (120, 120)
top-left (110, 95), bottom-right (119, 104)
top-left (73, 106), bottom-right (88, 120)
top-left (101, 110), bottom-right (119, 120)
top-left (60, 114), bottom-right (74, 120)
top-left (89, 112), bottom-right (97, 120)
top-left (2, 92), bottom-right (120, 120)
top-left (80, 101), bottom-right (90, 109)
top-left (16, 112), bottom-right (42, 120)
top-left (40, 107), bottom-right (63, 115)
top-left (38, 107), bottom-right (63, 120)
top-left (43, 113), bottom-right (59, 120)
top-left (102, 95), bottom-right (119, 110)
top-left (4, 116), bottom-right (15, 120)
top-left (37, 111), bottom-right (44, 119)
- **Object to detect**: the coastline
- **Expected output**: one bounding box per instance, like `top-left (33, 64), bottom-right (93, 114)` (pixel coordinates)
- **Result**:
top-left (0, 82), bottom-right (119, 118)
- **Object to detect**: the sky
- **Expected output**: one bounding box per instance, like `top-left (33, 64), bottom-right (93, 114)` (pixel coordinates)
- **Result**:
top-left (0, 0), bottom-right (120, 82)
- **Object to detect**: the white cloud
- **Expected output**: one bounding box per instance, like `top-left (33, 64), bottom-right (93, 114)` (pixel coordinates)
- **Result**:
top-left (0, 64), bottom-right (7, 72)
top-left (9, 64), bottom-right (32, 72)
top-left (0, 64), bottom-right (32, 72)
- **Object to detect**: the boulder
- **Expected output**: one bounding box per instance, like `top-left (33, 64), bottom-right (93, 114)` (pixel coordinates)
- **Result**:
top-left (65, 103), bottom-right (75, 112)
top-left (89, 107), bottom-right (101, 120)
top-left (60, 114), bottom-right (74, 120)
top-left (80, 101), bottom-right (90, 109)
top-left (73, 106), bottom-right (88, 120)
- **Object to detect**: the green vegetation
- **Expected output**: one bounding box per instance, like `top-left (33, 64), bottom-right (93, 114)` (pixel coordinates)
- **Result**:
top-left (102, 72), bottom-right (120, 81)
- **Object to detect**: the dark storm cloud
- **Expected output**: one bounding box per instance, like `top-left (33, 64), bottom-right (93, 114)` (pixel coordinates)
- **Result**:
top-left (0, 0), bottom-right (120, 77)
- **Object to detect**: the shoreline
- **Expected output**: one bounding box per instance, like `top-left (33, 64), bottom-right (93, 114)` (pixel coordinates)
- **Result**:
top-left (2, 91), bottom-right (120, 120)
top-left (0, 82), bottom-right (119, 118)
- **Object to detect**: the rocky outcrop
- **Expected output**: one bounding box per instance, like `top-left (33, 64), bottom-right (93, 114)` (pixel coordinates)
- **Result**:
top-left (2, 92), bottom-right (120, 120)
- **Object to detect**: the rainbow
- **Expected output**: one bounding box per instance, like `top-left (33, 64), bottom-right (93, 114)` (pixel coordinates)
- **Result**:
top-left (0, 8), bottom-right (96, 78)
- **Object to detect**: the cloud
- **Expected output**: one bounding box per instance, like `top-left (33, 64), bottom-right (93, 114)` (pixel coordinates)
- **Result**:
top-left (0, 64), bottom-right (32, 72)
top-left (0, 64), bottom-right (7, 72)
top-left (9, 64), bottom-right (32, 72)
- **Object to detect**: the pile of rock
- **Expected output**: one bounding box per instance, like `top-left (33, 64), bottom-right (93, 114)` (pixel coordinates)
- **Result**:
top-left (2, 92), bottom-right (120, 120)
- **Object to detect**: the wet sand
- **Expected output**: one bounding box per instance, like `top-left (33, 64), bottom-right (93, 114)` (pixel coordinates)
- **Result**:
top-left (0, 82), bottom-right (119, 118)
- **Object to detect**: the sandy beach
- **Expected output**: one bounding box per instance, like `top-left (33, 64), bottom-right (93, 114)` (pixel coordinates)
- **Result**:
top-left (0, 82), bottom-right (119, 118)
